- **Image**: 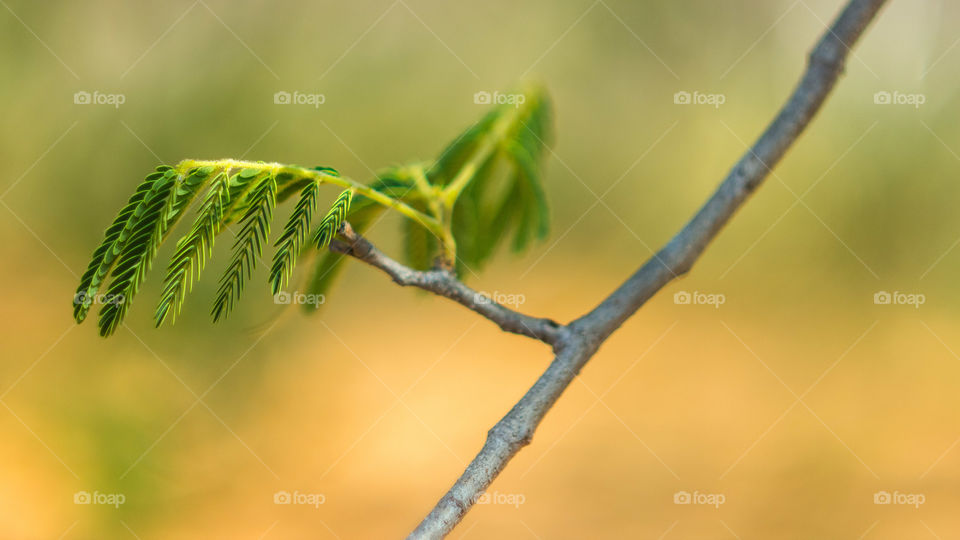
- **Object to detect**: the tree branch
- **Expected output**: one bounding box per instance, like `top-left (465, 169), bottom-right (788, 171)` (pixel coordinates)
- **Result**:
top-left (574, 0), bottom-right (889, 343)
top-left (329, 222), bottom-right (564, 346)
top-left (406, 0), bottom-right (889, 537)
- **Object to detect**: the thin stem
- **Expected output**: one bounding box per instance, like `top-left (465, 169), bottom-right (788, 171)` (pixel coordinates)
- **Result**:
top-left (329, 223), bottom-right (562, 345)
top-left (177, 159), bottom-right (445, 237)
top-left (408, 163), bottom-right (457, 266)
top-left (410, 163), bottom-right (435, 200)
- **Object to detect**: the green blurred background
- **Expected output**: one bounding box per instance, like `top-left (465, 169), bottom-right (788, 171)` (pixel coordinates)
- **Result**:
top-left (2, 0), bottom-right (959, 537)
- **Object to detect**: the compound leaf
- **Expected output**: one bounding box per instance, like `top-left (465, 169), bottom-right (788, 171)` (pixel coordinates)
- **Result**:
top-left (270, 181), bottom-right (319, 294)
top-left (212, 174), bottom-right (277, 322)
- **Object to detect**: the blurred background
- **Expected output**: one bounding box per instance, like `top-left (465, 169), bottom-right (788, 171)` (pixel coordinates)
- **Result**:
top-left (1, 0), bottom-right (959, 537)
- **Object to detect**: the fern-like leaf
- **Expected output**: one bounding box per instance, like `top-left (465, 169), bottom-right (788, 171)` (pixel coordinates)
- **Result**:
top-left (154, 170), bottom-right (231, 326)
top-left (75, 84), bottom-right (555, 336)
top-left (76, 159), bottom-right (413, 334)
top-left (97, 168), bottom-right (181, 336)
top-left (73, 171), bottom-right (162, 323)
top-left (212, 173), bottom-right (277, 322)
top-left (222, 167), bottom-right (272, 224)
top-left (313, 189), bottom-right (353, 249)
top-left (301, 173), bottom-right (415, 311)
top-left (270, 181), bottom-right (319, 294)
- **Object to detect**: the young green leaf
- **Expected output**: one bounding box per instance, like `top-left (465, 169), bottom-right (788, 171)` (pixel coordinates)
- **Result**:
top-left (98, 169), bottom-right (180, 336)
top-left (212, 174), bottom-right (277, 322)
top-left (313, 189), bottom-right (353, 249)
top-left (74, 170), bottom-right (163, 324)
top-left (430, 83), bottom-right (554, 272)
top-left (154, 171), bottom-right (231, 327)
top-left (270, 181), bottom-right (319, 294)
top-left (74, 84), bottom-right (556, 336)
top-left (403, 213), bottom-right (437, 271)
top-left (301, 173), bottom-right (416, 311)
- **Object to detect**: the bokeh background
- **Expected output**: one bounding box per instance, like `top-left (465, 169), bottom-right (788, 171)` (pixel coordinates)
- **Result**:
top-left (2, 0), bottom-right (959, 538)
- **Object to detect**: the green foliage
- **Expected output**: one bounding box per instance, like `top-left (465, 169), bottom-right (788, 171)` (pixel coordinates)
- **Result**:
top-left (73, 83), bottom-right (554, 335)
top-left (75, 166), bottom-right (212, 336)
top-left (429, 83), bottom-right (553, 272)
top-left (97, 169), bottom-right (177, 337)
top-left (300, 174), bottom-right (408, 310)
top-left (403, 209), bottom-right (438, 271)
top-left (155, 170), bottom-right (229, 327)
top-left (74, 173), bottom-right (161, 324)
top-left (212, 173), bottom-right (277, 322)
top-left (270, 181), bottom-right (320, 295)
top-left (313, 189), bottom-right (353, 249)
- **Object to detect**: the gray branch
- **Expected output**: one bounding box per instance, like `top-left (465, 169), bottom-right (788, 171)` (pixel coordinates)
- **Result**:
top-left (322, 1), bottom-right (888, 536)
top-left (329, 223), bottom-right (563, 346)
top-left (403, 0), bottom-right (889, 538)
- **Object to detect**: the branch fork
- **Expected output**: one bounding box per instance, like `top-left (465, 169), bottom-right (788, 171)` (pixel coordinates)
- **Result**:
top-left (319, 1), bottom-right (891, 537)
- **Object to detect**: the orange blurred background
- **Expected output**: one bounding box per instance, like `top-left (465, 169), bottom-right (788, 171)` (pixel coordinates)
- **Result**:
top-left (2, 0), bottom-right (960, 538)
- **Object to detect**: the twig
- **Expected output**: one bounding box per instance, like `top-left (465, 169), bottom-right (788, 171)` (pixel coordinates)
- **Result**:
top-left (403, 0), bottom-right (889, 537)
top-left (329, 223), bottom-right (564, 346)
